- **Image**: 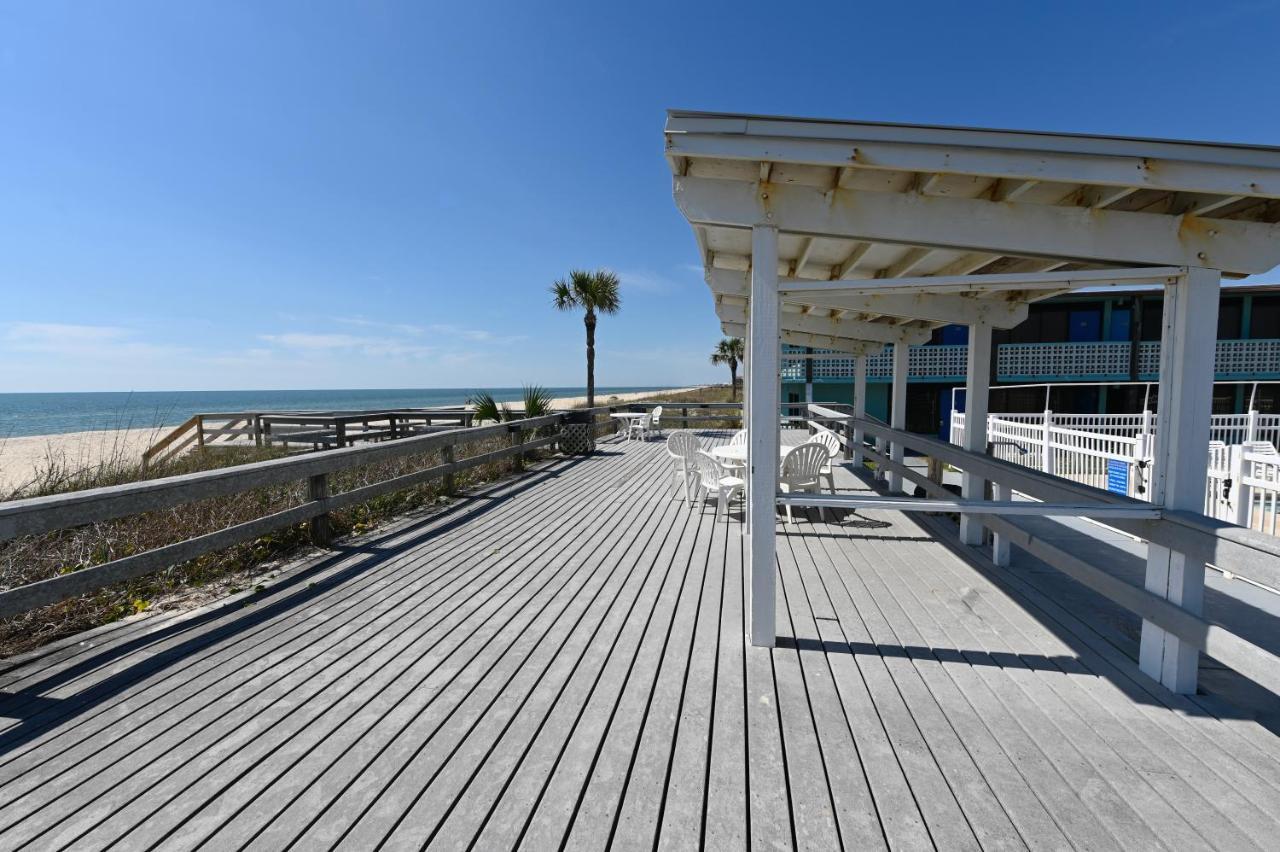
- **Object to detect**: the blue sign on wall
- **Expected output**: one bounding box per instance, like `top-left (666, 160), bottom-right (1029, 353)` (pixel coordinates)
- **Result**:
top-left (1106, 459), bottom-right (1129, 495)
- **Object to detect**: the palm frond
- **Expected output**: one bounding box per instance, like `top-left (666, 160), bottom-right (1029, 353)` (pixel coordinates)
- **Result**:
top-left (579, 268), bottom-right (621, 315)
top-left (710, 337), bottom-right (744, 365)
top-left (550, 279), bottom-right (577, 311)
top-left (521, 384), bottom-right (555, 418)
top-left (468, 391), bottom-right (512, 424)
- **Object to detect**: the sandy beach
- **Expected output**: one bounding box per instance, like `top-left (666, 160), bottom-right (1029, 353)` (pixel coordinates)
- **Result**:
top-left (0, 387), bottom-right (707, 495)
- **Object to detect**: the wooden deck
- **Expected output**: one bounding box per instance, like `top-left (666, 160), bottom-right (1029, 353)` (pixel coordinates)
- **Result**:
top-left (2, 431), bottom-right (1279, 850)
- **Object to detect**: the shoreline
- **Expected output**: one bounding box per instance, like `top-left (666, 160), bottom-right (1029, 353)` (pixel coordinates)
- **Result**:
top-left (0, 386), bottom-right (709, 494)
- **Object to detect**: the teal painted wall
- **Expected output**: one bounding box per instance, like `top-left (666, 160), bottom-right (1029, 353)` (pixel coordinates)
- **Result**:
top-left (782, 382), bottom-right (889, 421)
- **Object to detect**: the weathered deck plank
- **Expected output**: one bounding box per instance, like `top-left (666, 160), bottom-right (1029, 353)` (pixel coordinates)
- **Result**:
top-left (0, 431), bottom-right (1278, 850)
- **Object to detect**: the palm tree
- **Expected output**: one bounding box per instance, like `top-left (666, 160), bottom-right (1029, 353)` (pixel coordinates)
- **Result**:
top-left (710, 337), bottom-right (745, 400)
top-left (551, 269), bottom-right (621, 408)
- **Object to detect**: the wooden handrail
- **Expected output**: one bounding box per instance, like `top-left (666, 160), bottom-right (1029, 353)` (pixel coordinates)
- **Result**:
top-left (140, 415), bottom-right (202, 470)
top-left (0, 409), bottom-right (598, 619)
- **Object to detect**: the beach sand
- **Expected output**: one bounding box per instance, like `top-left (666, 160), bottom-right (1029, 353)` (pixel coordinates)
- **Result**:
top-left (0, 387), bottom-right (707, 494)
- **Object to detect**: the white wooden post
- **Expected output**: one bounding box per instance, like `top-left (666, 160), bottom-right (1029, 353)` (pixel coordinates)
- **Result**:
top-left (1041, 410), bottom-right (1055, 475)
top-left (992, 482), bottom-right (1012, 566)
top-left (1139, 267), bottom-right (1220, 694)
top-left (888, 341), bottom-right (909, 492)
top-left (960, 321), bottom-right (992, 545)
top-left (852, 354), bottom-right (867, 466)
top-left (747, 225), bottom-right (779, 648)
top-left (1229, 444), bottom-right (1251, 527)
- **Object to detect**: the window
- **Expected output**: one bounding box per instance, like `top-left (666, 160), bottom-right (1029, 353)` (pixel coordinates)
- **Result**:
top-left (1217, 298), bottom-right (1242, 339)
top-left (1250, 296), bottom-right (1280, 339)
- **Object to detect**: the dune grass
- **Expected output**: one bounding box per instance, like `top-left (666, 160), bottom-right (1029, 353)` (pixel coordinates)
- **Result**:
top-left (0, 427), bottom-right (559, 657)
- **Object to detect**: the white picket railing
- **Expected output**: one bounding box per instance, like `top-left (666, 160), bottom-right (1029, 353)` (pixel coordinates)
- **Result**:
top-left (1208, 442), bottom-right (1280, 535)
top-left (952, 410), bottom-right (1280, 530)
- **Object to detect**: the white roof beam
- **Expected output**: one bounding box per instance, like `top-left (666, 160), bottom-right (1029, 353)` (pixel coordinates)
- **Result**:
top-left (716, 300), bottom-right (933, 345)
top-left (665, 128), bottom-right (1280, 198)
top-left (782, 291), bottom-right (1027, 328)
top-left (1076, 185), bottom-right (1140, 209)
top-left (991, 178), bottom-right (1038, 202)
top-left (931, 252), bottom-right (999, 276)
top-left (919, 173), bottom-right (945, 195)
top-left (1190, 195), bottom-right (1244, 216)
top-left (796, 265), bottom-right (1185, 296)
top-left (877, 247), bottom-right (932, 279)
top-left (720, 321), bottom-right (884, 356)
top-left (707, 268), bottom-right (1028, 326)
top-left (832, 241), bottom-right (873, 279)
top-left (674, 175), bottom-right (1280, 274)
top-left (791, 237), bottom-right (816, 276)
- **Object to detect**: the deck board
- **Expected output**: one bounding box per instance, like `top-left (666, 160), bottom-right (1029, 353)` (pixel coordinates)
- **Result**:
top-left (1, 431), bottom-right (1279, 850)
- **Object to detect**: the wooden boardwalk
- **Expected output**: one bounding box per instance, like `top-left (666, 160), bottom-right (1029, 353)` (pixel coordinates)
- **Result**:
top-left (1, 431), bottom-right (1279, 850)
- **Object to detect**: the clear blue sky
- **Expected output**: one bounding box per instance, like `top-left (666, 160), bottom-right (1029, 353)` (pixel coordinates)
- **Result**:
top-left (2, 1), bottom-right (1278, 392)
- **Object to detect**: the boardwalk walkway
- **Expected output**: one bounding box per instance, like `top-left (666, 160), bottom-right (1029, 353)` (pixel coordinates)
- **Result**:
top-left (1, 431), bottom-right (1279, 850)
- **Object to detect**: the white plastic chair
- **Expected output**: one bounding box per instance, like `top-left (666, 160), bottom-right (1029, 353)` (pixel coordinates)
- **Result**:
top-left (729, 429), bottom-right (747, 447)
top-left (779, 442), bottom-right (830, 524)
top-left (627, 412), bottom-right (651, 441)
top-left (810, 426), bottom-right (842, 494)
top-left (650, 405), bottom-right (663, 438)
top-left (695, 450), bottom-right (744, 523)
top-left (666, 431), bottom-right (702, 502)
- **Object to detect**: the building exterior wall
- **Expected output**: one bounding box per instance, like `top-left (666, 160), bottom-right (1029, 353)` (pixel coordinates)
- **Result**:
top-left (781, 285), bottom-right (1280, 435)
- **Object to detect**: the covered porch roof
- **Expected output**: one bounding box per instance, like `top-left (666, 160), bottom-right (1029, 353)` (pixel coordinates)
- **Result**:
top-left (666, 110), bottom-right (1280, 349)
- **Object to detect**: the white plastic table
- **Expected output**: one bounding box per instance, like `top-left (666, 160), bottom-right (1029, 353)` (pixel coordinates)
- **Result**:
top-left (610, 411), bottom-right (648, 439)
top-left (710, 444), bottom-right (797, 465)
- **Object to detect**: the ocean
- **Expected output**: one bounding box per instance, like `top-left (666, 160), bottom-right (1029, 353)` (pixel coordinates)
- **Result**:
top-left (0, 387), bottom-right (677, 438)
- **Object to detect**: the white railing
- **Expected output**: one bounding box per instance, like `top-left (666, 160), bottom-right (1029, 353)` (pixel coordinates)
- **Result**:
top-left (981, 413), bottom-right (1146, 496)
top-left (953, 410), bottom-right (1278, 532)
top-left (1209, 443), bottom-right (1280, 535)
top-left (953, 410), bottom-right (1279, 449)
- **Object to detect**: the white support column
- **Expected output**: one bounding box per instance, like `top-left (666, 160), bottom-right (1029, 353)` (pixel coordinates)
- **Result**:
top-left (746, 225), bottom-right (779, 648)
top-left (1139, 266), bottom-right (1220, 694)
top-left (888, 342), bottom-right (910, 492)
top-left (992, 482), bottom-right (1012, 566)
top-left (960, 321), bottom-right (992, 545)
top-left (852, 355), bottom-right (867, 466)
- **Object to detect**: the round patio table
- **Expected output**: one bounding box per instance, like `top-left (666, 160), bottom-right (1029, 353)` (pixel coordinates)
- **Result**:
top-left (710, 444), bottom-right (797, 466)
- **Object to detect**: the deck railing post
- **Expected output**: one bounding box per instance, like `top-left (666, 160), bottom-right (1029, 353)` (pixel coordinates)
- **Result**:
top-left (746, 224), bottom-right (779, 648)
top-left (1229, 444), bottom-right (1251, 528)
top-left (1042, 410), bottom-right (1055, 475)
top-left (335, 421), bottom-right (347, 449)
top-left (960, 321), bottom-right (993, 546)
top-left (442, 443), bottom-right (456, 496)
top-left (852, 354), bottom-right (867, 466)
top-left (1140, 266), bottom-right (1220, 694)
top-left (889, 341), bottom-right (909, 493)
top-left (992, 481), bottom-right (1012, 566)
top-left (307, 473), bottom-right (332, 547)
top-left (195, 415), bottom-right (206, 452)
top-left (510, 424), bottom-right (525, 472)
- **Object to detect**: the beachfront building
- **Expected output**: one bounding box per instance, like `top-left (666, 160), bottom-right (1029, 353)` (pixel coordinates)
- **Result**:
top-left (781, 283), bottom-right (1280, 437)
